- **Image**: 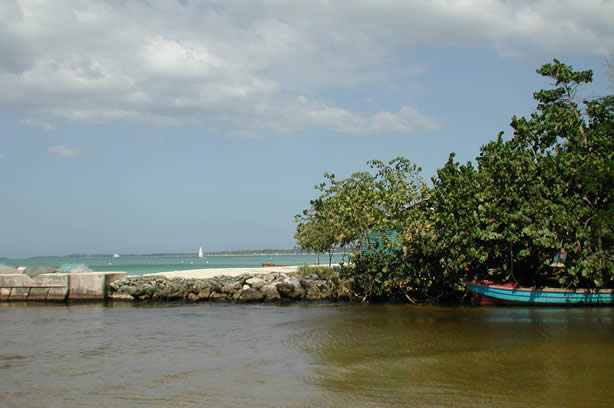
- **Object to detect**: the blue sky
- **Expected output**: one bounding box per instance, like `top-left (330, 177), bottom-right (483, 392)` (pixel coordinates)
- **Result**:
top-left (1, 0), bottom-right (612, 258)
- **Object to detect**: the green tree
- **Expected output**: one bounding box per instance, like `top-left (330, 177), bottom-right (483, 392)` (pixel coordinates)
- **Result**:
top-left (295, 216), bottom-right (339, 266)
top-left (428, 59), bottom-right (613, 289)
top-left (296, 59), bottom-right (613, 303)
top-left (296, 157), bottom-right (428, 300)
top-left (298, 157), bottom-right (426, 253)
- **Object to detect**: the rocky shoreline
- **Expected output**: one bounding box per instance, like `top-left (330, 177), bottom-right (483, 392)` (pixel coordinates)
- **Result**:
top-left (108, 271), bottom-right (353, 303)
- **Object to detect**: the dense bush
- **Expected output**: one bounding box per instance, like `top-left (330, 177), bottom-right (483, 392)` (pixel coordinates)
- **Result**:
top-left (297, 60), bottom-right (613, 303)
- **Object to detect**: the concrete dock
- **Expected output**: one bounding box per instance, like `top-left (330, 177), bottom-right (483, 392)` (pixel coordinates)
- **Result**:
top-left (0, 272), bottom-right (127, 301)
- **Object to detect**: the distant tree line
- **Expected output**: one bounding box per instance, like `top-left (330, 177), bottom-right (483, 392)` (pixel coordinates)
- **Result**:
top-left (295, 60), bottom-right (613, 303)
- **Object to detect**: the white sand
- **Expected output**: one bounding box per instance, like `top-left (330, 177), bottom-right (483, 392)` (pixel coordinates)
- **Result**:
top-left (144, 265), bottom-right (301, 280)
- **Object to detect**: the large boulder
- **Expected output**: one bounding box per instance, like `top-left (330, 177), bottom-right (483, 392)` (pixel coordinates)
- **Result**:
top-left (222, 282), bottom-right (241, 294)
top-left (302, 279), bottom-right (322, 300)
top-left (210, 292), bottom-right (228, 301)
top-left (198, 287), bottom-right (211, 300)
top-left (261, 284), bottom-right (281, 302)
top-left (276, 281), bottom-right (294, 297)
top-left (245, 277), bottom-right (265, 289)
top-left (238, 288), bottom-right (265, 303)
top-left (119, 285), bottom-right (138, 296)
top-left (287, 278), bottom-right (304, 298)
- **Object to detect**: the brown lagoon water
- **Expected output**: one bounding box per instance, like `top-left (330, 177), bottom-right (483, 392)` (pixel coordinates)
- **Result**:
top-left (1, 303), bottom-right (613, 408)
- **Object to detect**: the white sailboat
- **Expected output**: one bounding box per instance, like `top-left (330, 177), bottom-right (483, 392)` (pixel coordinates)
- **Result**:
top-left (197, 247), bottom-right (204, 258)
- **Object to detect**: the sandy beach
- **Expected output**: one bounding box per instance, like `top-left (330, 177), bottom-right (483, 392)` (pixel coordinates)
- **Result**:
top-left (145, 265), bottom-right (301, 280)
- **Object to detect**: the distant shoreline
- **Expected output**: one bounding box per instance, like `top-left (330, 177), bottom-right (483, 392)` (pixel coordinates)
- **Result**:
top-left (5, 251), bottom-right (322, 260)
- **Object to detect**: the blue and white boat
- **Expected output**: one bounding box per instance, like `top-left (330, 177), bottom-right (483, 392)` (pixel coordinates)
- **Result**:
top-left (466, 281), bottom-right (614, 305)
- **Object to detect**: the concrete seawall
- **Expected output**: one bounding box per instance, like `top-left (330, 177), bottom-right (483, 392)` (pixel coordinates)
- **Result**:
top-left (0, 272), bottom-right (127, 301)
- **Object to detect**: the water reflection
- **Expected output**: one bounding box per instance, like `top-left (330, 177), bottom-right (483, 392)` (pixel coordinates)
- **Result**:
top-left (1, 303), bottom-right (613, 408)
top-left (287, 305), bottom-right (614, 408)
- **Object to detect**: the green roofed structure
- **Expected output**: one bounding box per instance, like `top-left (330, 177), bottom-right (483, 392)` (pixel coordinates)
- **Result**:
top-left (361, 230), bottom-right (401, 256)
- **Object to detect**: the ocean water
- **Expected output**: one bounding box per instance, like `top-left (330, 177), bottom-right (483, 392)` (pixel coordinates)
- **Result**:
top-left (0, 253), bottom-right (348, 276)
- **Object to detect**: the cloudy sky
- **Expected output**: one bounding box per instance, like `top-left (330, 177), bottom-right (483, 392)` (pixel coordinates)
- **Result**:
top-left (1, 0), bottom-right (612, 257)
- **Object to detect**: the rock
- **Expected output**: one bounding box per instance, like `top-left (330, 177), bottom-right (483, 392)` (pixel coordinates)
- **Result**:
top-left (158, 285), bottom-right (182, 300)
top-left (198, 288), bottom-right (211, 300)
top-left (119, 285), bottom-right (138, 296)
top-left (108, 293), bottom-right (134, 300)
top-left (210, 292), bottom-right (228, 301)
top-left (222, 282), bottom-right (241, 294)
top-left (302, 280), bottom-right (321, 300)
top-left (285, 278), bottom-right (304, 299)
top-left (261, 284), bottom-right (281, 302)
top-left (291, 286), bottom-right (304, 299)
top-left (238, 288), bottom-right (264, 302)
top-left (104, 273), bottom-right (350, 303)
top-left (141, 284), bottom-right (155, 296)
top-left (276, 281), bottom-right (294, 297)
top-left (245, 277), bottom-right (265, 289)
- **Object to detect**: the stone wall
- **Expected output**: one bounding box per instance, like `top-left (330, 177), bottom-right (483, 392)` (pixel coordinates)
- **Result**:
top-left (108, 271), bottom-right (353, 303)
top-left (0, 272), bottom-right (127, 301)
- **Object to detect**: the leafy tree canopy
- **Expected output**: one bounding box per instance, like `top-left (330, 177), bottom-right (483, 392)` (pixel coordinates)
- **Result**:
top-left (297, 59), bottom-right (613, 302)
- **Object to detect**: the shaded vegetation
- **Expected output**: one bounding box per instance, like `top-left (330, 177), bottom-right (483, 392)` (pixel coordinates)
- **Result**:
top-left (296, 265), bottom-right (340, 284)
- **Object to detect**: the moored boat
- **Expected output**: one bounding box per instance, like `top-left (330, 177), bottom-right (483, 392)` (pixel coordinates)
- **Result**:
top-left (466, 281), bottom-right (614, 305)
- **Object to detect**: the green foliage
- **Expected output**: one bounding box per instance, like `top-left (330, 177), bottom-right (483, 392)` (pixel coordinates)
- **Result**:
top-left (295, 217), bottom-right (339, 265)
top-left (296, 264), bottom-right (339, 283)
top-left (427, 59), bottom-right (613, 289)
top-left (295, 157), bottom-right (427, 254)
top-left (297, 59), bottom-right (613, 303)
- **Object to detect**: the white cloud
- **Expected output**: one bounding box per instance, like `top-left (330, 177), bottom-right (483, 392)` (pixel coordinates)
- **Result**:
top-left (48, 145), bottom-right (89, 159)
top-left (283, 97), bottom-right (440, 135)
top-left (0, 0), bottom-right (612, 135)
top-left (140, 36), bottom-right (224, 78)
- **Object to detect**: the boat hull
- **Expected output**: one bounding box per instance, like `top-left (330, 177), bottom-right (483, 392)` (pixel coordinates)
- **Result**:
top-left (466, 282), bottom-right (614, 305)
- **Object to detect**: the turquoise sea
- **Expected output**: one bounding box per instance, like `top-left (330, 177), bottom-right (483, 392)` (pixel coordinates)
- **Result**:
top-left (0, 253), bottom-right (348, 276)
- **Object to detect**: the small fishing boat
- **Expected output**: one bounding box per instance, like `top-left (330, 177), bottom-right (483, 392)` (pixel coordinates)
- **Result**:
top-left (466, 281), bottom-right (614, 305)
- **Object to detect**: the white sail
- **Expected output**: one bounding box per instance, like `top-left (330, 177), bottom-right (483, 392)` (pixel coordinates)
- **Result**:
top-left (197, 247), bottom-right (204, 258)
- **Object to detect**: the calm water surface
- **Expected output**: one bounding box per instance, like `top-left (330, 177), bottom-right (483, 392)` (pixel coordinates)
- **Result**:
top-left (1, 303), bottom-right (613, 408)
